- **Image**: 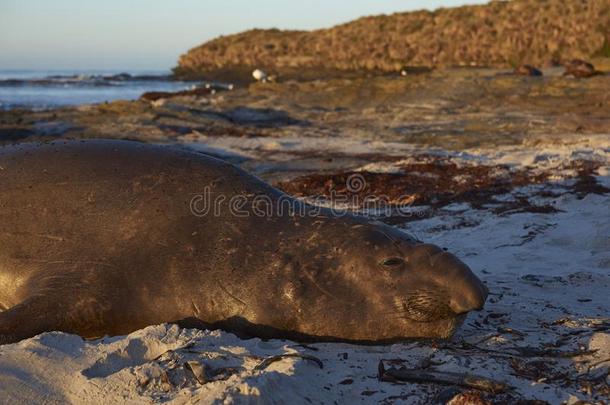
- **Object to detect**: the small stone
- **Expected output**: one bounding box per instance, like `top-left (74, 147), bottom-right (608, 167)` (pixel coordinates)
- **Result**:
top-left (184, 360), bottom-right (209, 385)
top-left (252, 69), bottom-right (268, 82)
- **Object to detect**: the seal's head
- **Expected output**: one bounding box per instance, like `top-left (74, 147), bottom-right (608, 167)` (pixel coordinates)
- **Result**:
top-left (284, 218), bottom-right (488, 342)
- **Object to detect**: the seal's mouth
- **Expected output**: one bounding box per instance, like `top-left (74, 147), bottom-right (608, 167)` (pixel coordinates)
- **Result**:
top-left (393, 289), bottom-right (456, 322)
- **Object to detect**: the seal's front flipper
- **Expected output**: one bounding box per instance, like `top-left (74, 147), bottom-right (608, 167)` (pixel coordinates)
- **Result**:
top-left (0, 293), bottom-right (111, 345)
top-left (0, 298), bottom-right (56, 344)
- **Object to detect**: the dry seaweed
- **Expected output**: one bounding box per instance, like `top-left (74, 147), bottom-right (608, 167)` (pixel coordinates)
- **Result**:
top-left (377, 361), bottom-right (509, 394)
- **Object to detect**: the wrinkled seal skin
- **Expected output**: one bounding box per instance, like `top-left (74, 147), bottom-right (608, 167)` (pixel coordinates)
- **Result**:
top-left (0, 140), bottom-right (487, 344)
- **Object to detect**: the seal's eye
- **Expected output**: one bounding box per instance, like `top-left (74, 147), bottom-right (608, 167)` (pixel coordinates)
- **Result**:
top-left (381, 257), bottom-right (404, 267)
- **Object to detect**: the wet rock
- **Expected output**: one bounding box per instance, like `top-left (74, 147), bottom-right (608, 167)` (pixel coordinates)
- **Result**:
top-left (224, 107), bottom-right (306, 127)
top-left (140, 86), bottom-right (215, 101)
top-left (0, 128), bottom-right (35, 142)
top-left (563, 59), bottom-right (601, 78)
top-left (514, 65), bottom-right (543, 76)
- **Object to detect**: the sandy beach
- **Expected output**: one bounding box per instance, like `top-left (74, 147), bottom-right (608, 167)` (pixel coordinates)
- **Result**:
top-left (1, 71), bottom-right (609, 401)
top-left (0, 145), bottom-right (608, 403)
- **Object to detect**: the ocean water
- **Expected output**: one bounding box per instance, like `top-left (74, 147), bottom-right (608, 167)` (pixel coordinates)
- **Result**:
top-left (0, 70), bottom-right (196, 110)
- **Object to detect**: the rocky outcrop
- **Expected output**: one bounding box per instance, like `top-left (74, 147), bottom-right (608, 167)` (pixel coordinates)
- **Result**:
top-left (175, 0), bottom-right (610, 79)
top-left (563, 59), bottom-right (602, 78)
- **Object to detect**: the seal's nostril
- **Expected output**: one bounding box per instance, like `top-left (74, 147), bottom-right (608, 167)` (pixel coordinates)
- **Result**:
top-left (449, 279), bottom-right (488, 314)
top-left (473, 282), bottom-right (488, 310)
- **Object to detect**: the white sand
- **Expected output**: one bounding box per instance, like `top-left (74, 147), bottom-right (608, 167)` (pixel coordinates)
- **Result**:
top-left (1, 136), bottom-right (608, 404)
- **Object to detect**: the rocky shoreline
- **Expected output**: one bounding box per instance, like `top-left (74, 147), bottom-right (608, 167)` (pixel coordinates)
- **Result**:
top-left (2, 65), bottom-right (609, 180)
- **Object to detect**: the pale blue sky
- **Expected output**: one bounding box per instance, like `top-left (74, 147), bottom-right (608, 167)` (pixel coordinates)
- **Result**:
top-left (0, 0), bottom-right (488, 71)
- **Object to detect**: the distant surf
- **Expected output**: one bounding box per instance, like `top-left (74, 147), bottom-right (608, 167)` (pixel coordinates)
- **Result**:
top-left (0, 70), bottom-right (197, 110)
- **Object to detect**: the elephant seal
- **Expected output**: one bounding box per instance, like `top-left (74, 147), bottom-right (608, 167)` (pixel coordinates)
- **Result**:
top-left (0, 140), bottom-right (487, 344)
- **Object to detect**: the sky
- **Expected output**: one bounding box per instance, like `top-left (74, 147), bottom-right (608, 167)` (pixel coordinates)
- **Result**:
top-left (0, 0), bottom-right (488, 72)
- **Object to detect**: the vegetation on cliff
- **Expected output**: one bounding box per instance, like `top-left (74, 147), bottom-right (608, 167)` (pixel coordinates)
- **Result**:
top-left (175, 0), bottom-right (610, 79)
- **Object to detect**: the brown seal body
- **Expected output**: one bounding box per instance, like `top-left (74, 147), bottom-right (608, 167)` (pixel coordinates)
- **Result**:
top-left (0, 140), bottom-right (487, 344)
